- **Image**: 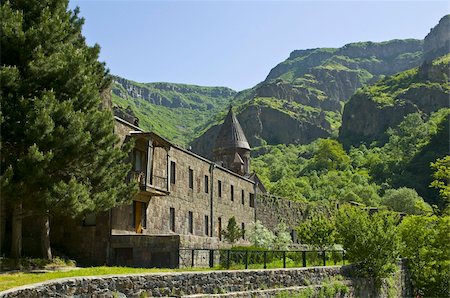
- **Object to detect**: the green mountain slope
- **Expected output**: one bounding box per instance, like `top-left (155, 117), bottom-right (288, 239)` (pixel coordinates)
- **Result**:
top-left (339, 41), bottom-right (449, 147)
top-left (192, 39), bottom-right (424, 158)
top-left (111, 76), bottom-right (236, 146)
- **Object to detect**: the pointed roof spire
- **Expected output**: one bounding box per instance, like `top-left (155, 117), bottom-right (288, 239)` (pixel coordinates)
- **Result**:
top-left (214, 107), bottom-right (250, 152)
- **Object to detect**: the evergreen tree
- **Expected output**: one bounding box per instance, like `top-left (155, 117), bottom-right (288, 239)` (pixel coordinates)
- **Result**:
top-left (222, 217), bottom-right (241, 244)
top-left (1, 0), bottom-right (137, 259)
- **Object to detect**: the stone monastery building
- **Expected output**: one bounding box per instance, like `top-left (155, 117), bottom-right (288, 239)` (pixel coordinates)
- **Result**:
top-left (49, 108), bottom-right (305, 268)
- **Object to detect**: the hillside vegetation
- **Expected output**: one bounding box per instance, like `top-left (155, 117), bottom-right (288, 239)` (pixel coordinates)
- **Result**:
top-left (111, 76), bottom-right (236, 146)
top-left (191, 39), bottom-right (424, 158)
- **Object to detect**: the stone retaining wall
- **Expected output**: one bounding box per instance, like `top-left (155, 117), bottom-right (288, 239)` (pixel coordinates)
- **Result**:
top-left (0, 263), bottom-right (412, 298)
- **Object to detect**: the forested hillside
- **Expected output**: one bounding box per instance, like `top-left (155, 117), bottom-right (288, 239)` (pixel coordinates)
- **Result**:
top-left (111, 76), bottom-right (236, 145)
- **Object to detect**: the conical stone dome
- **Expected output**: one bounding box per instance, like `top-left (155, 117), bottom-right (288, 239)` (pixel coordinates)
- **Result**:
top-left (213, 107), bottom-right (250, 152)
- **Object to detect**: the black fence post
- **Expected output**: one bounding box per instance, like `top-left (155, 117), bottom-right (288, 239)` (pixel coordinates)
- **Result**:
top-left (283, 251), bottom-right (286, 268)
top-left (342, 250), bottom-right (345, 265)
top-left (302, 251), bottom-right (306, 267)
top-left (263, 251), bottom-right (267, 269)
top-left (245, 251), bottom-right (248, 269)
top-left (227, 250), bottom-right (231, 269)
top-left (322, 251), bottom-right (326, 266)
top-left (209, 250), bottom-right (214, 268)
top-left (191, 249), bottom-right (195, 267)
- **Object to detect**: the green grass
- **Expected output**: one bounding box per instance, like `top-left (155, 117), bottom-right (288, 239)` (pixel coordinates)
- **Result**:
top-left (0, 266), bottom-right (211, 292)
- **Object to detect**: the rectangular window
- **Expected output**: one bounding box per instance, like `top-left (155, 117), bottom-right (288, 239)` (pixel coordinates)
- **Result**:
top-left (230, 185), bottom-right (234, 201)
top-left (204, 175), bottom-right (209, 193)
top-left (170, 161), bottom-right (176, 184)
top-left (249, 193), bottom-right (255, 208)
top-left (188, 168), bottom-right (194, 189)
top-left (218, 180), bottom-right (222, 197)
top-left (218, 217), bottom-right (222, 240)
top-left (205, 215), bottom-right (209, 235)
top-left (188, 211), bottom-right (193, 234)
top-left (133, 150), bottom-right (145, 172)
top-left (241, 190), bottom-right (245, 205)
top-left (169, 207), bottom-right (175, 232)
top-left (241, 223), bottom-right (245, 239)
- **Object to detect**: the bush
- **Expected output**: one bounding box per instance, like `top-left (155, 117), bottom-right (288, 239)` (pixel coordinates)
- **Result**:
top-left (335, 206), bottom-right (400, 285)
top-left (398, 215), bottom-right (450, 297)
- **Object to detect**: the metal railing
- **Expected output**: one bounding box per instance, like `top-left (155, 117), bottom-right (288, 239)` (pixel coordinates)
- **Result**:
top-left (179, 248), bottom-right (346, 269)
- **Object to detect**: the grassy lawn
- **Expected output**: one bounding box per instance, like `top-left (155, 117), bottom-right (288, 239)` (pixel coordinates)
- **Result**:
top-left (0, 257), bottom-right (346, 292)
top-left (0, 266), bottom-right (205, 292)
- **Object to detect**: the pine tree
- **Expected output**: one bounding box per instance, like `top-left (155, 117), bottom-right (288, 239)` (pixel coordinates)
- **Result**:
top-left (1, 0), bottom-right (137, 259)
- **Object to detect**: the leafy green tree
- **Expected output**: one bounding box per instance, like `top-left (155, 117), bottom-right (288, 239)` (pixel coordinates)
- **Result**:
top-left (0, 0), bottom-right (136, 259)
top-left (246, 221), bottom-right (275, 249)
top-left (335, 206), bottom-right (400, 285)
top-left (297, 214), bottom-right (335, 250)
top-left (430, 156), bottom-right (450, 212)
top-left (222, 217), bottom-right (241, 244)
top-left (381, 188), bottom-right (433, 215)
top-left (398, 215), bottom-right (450, 297)
top-left (308, 139), bottom-right (351, 173)
top-left (272, 222), bottom-right (293, 250)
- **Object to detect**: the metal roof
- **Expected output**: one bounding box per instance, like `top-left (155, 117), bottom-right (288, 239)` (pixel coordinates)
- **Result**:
top-left (213, 107), bottom-right (250, 151)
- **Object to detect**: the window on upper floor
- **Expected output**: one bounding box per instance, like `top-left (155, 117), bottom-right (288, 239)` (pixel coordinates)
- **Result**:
top-left (205, 175), bottom-right (209, 193)
top-left (241, 190), bottom-right (245, 205)
top-left (218, 180), bottom-right (222, 197)
top-left (230, 185), bottom-right (234, 201)
top-left (133, 149), bottom-right (145, 172)
top-left (188, 168), bottom-right (194, 189)
top-left (170, 161), bottom-right (176, 184)
top-left (249, 193), bottom-right (255, 208)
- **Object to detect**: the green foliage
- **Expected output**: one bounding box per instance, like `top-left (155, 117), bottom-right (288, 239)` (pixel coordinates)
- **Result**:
top-left (222, 217), bottom-right (241, 244)
top-left (251, 140), bottom-right (381, 206)
top-left (307, 139), bottom-right (351, 172)
top-left (111, 79), bottom-right (236, 146)
top-left (398, 215), bottom-right (450, 297)
top-left (335, 206), bottom-right (400, 284)
top-left (245, 221), bottom-right (275, 249)
top-left (272, 222), bottom-right (293, 250)
top-left (381, 188), bottom-right (432, 215)
top-left (430, 156), bottom-right (450, 212)
top-left (297, 215), bottom-right (335, 249)
top-left (0, 0), bottom-right (137, 255)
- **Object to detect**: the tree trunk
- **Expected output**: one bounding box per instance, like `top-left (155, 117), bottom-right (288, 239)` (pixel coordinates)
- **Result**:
top-left (40, 214), bottom-right (52, 260)
top-left (10, 201), bottom-right (22, 259)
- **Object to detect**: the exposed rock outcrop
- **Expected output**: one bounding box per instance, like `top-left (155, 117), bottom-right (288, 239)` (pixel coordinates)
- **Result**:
top-left (339, 54), bottom-right (450, 148)
top-left (424, 15), bottom-right (450, 61)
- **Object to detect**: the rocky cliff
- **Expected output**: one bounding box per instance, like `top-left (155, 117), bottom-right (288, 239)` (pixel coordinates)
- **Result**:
top-left (339, 15), bottom-right (450, 148)
top-left (191, 39), bottom-right (424, 158)
top-left (424, 15), bottom-right (450, 61)
top-left (339, 54), bottom-right (450, 148)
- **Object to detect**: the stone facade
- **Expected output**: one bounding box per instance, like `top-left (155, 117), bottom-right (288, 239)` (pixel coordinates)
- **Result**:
top-left (50, 116), bottom-right (261, 267)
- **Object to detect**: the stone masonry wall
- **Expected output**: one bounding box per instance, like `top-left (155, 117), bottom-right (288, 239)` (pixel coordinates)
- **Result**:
top-left (0, 263), bottom-right (412, 298)
top-left (255, 195), bottom-right (308, 237)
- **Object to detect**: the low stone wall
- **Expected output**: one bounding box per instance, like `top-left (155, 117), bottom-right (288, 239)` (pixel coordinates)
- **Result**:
top-left (0, 263), bottom-right (412, 298)
top-left (1, 266), bottom-right (343, 298)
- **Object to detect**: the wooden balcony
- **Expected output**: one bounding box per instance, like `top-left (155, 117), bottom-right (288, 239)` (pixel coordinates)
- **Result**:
top-left (131, 171), bottom-right (169, 198)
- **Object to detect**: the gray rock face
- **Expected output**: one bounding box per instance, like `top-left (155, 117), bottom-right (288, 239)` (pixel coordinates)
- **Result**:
top-left (112, 76), bottom-right (236, 110)
top-left (424, 15), bottom-right (450, 61)
top-left (192, 38), bottom-right (425, 154)
top-left (339, 55), bottom-right (450, 148)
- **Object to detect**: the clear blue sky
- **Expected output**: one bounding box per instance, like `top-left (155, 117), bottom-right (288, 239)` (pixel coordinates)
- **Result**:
top-left (69, 1), bottom-right (448, 91)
